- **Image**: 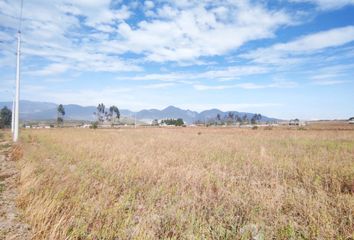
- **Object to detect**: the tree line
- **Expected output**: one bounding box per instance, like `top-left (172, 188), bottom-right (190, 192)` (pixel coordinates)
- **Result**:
top-left (93, 103), bottom-right (120, 125)
top-left (160, 118), bottom-right (184, 126)
top-left (1, 105), bottom-right (264, 129)
top-left (195, 112), bottom-right (263, 126)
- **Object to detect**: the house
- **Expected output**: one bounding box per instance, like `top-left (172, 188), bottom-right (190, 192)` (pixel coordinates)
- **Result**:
top-left (289, 119), bottom-right (300, 126)
top-left (349, 117), bottom-right (354, 124)
top-left (289, 119), bottom-right (306, 126)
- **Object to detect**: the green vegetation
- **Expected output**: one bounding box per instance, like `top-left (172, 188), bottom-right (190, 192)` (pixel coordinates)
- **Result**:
top-left (161, 118), bottom-right (184, 126)
top-left (57, 104), bottom-right (65, 127)
top-left (0, 106), bottom-right (12, 129)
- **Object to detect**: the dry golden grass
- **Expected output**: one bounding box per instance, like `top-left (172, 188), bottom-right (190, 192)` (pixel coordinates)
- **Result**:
top-left (15, 127), bottom-right (354, 239)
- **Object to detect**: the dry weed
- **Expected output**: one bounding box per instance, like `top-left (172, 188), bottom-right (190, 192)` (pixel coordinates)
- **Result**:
top-left (16, 128), bottom-right (354, 239)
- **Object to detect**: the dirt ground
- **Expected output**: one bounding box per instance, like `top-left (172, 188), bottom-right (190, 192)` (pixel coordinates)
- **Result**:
top-left (0, 135), bottom-right (32, 240)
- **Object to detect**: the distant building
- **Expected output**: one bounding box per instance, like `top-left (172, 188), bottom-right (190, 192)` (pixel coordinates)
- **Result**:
top-left (289, 119), bottom-right (300, 126)
top-left (349, 117), bottom-right (354, 124)
top-left (289, 119), bottom-right (306, 126)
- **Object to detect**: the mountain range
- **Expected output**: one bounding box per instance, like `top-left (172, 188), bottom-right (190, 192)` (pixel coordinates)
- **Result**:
top-left (0, 100), bottom-right (279, 124)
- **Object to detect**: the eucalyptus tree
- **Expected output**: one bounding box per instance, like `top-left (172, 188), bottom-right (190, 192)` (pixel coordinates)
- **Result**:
top-left (57, 104), bottom-right (65, 127)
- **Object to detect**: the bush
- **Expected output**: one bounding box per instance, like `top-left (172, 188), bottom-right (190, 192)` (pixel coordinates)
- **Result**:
top-left (252, 126), bottom-right (258, 130)
top-left (0, 106), bottom-right (12, 128)
top-left (90, 122), bottom-right (98, 129)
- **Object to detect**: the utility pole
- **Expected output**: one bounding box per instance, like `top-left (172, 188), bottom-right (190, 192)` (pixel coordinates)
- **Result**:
top-left (134, 114), bottom-right (137, 129)
top-left (14, 0), bottom-right (23, 142)
top-left (11, 96), bottom-right (15, 133)
top-left (13, 30), bottom-right (21, 142)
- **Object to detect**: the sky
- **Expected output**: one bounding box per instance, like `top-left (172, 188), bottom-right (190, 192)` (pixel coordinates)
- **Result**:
top-left (0, 0), bottom-right (354, 120)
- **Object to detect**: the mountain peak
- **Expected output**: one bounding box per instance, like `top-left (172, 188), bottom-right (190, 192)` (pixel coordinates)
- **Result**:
top-left (163, 105), bottom-right (181, 111)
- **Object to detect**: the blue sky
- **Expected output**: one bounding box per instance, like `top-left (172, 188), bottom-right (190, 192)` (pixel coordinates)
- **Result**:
top-left (0, 0), bottom-right (354, 119)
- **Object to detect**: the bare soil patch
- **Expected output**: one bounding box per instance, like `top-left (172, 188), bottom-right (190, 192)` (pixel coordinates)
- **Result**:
top-left (0, 134), bottom-right (32, 240)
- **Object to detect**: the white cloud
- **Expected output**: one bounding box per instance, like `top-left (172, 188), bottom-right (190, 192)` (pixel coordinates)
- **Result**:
top-left (141, 83), bottom-right (176, 89)
top-left (27, 63), bottom-right (70, 76)
top-left (144, 1), bottom-right (155, 10)
top-left (21, 86), bottom-right (134, 107)
top-left (103, 1), bottom-right (292, 62)
top-left (193, 84), bottom-right (233, 91)
top-left (193, 80), bottom-right (297, 91)
top-left (307, 63), bottom-right (354, 85)
top-left (178, 103), bottom-right (283, 112)
top-left (0, 0), bottom-right (139, 74)
top-left (274, 26), bottom-right (354, 52)
top-left (0, 31), bottom-right (13, 42)
top-left (0, 0), bottom-right (294, 73)
top-left (242, 26), bottom-right (354, 64)
top-left (199, 66), bottom-right (269, 81)
top-left (312, 80), bottom-right (348, 85)
top-left (118, 65), bottom-right (269, 83)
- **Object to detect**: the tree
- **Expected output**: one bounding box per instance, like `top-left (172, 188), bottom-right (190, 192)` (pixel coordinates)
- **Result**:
top-left (95, 103), bottom-right (106, 123)
top-left (251, 115), bottom-right (257, 125)
top-left (228, 112), bottom-right (234, 119)
top-left (57, 104), bottom-right (65, 127)
top-left (0, 106), bottom-right (12, 128)
top-left (176, 118), bottom-right (184, 126)
top-left (255, 114), bottom-right (262, 122)
top-left (227, 112), bottom-right (235, 125)
top-left (57, 117), bottom-right (63, 125)
top-left (242, 114), bottom-right (248, 124)
top-left (251, 113), bottom-right (262, 125)
top-left (109, 106), bottom-right (120, 121)
top-left (236, 115), bottom-right (242, 123)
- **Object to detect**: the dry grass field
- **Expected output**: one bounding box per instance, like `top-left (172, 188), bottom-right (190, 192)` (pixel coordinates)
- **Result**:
top-left (11, 127), bottom-right (354, 239)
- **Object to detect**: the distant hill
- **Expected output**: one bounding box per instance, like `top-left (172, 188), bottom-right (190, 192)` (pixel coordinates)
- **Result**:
top-left (136, 106), bottom-right (199, 123)
top-left (0, 100), bottom-right (279, 124)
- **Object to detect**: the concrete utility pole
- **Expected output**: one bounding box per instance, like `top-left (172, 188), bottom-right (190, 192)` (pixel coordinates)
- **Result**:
top-left (134, 114), bottom-right (137, 129)
top-left (11, 96), bottom-right (15, 133)
top-left (13, 30), bottom-right (21, 142)
top-left (13, 0), bottom-right (23, 142)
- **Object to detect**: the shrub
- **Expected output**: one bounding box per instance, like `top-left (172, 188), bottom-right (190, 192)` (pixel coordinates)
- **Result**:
top-left (90, 122), bottom-right (98, 129)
